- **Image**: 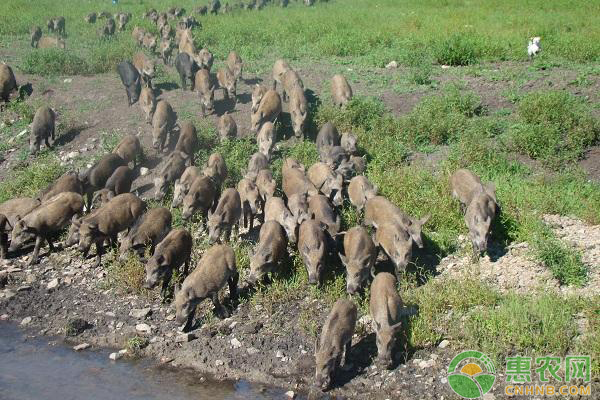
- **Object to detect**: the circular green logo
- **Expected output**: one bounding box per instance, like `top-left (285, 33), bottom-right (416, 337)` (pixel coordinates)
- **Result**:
top-left (447, 350), bottom-right (496, 399)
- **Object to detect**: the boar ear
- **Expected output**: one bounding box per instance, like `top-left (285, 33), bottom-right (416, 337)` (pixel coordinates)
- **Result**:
top-left (372, 233), bottom-right (379, 247)
top-left (338, 252), bottom-right (347, 266)
top-left (174, 283), bottom-right (181, 296)
top-left (418, 214), bottom-right (431, 227)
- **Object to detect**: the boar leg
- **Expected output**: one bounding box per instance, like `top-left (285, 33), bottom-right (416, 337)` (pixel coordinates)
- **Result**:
top-left (46, 236), bottom-right (56, 252)
top-left (183, 257), bottom-right (190, 276)
top-left (29, 235), bottom-right (44, 265)
top-left (228, 271), bottom-right (239, 303)
top-left (182, 309), bottom-right (195, 332)
top-left (94, 239), bottom-right (104, 268)
top-left (160, 270), bottom-right (172, 300)
top-left (0, 233), bottom-right (8, 259)
top-left (249, 213), bottom-right (254, 231)
top-left (342, 340), bottom-right (352, 366)
top-left (211, 293), bottom-right (230, 318)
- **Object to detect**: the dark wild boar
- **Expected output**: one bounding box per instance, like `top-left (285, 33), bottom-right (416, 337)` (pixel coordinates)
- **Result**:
top-left (120, 207), bottom-right (172, 259)
top-left (38, 172), bottom-right (83, 203)
top-left (80, 153), bottom-right (127, 209)
top-left (247, 220), bottom-right (287, 284)
top-left (0, 214), bottom-right (10, 259)
top-left (316, 122), bottom-right (340, 152)
top-left (30, 106), bottom-right (56, 154)
top-left (175, 121), bottom-right (198, 159)
top-left (113, 134), bottom-right (142, 168)
top-left (207, 188), bottom-right (242, 243)
top-left (117, 61), bottom-right (141, 106)
top-left (0, 63), bottom-right (18, 103)
top-left (174, 52), bottom-right (197, 90)
top-left (154, 150), bottom-right (189, 200)
top-left (30, 26), bottom-right (42, 48)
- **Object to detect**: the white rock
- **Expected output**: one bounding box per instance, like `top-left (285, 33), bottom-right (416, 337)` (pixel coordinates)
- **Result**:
top-left (175, 333), bottom-right (196, 343)
top-left (276, 350), bottom-right (284, 358)
top-left (129, 308), bottom-right (151, 319)
top-left (230, 338), bottom-right (242, 349)
top-left (20, 316), bottom-right (32, 326)
top-left (0, 314), bottom-right (8, 321)
top-left (109, 352), bottom-right (122, 361)
top-left (229, 321), bottom-right (238, 329)
top-left (140, 167), bottom-right (150, 176)
top-left (441, 65), bottom-right (451, 69)
top-left (116, 322), bottom-right (124, 329)
top-left (64, 78), bottom-right (72, 83)
top-left (359, 315), bottom-right (372, 325)
top-left (47, 278), bottom-right (59, 290)
top-left (66, 151), bottom-right (78, 160)
top-left (118, 349), bottom-right (128, 355)
top-left (17, 129), bottom-right (27, 137)
top-left (73, 343), bottom-right (90, 351)
top-left (135, 323), bottom-right (152, 334)
top-left (246, 347), bottom-right (259, 355)
top-left (385, 61), bottom-right (398, 69)
top-left (215, 359), bottom-right (224, 366)
top-left (438, 339), bottom-right (450, 349)
top-left (285, 391), bottom-right (296, 399)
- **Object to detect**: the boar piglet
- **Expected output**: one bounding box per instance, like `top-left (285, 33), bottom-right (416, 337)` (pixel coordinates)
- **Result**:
top-left (197, 48), bottom-right (214, 71)
top-left (117, 61), bottom-right (141, 106)
top-left (315, 298), bottom-right (357, 390)
top-left (320, 145), bottom-right (348, 170)
top-left (226, 51), bottom-right (243, 81)
top-left (316, 122), bottom-right (340, 152)
top-left (245, 152), bottom-right (268, 182)
top-left (151, 99), bottom-right (177, 151)
top-left (175, 121), bottom-right (198, 159)
top-left (38, 171), bottom-right (83, 203)
top-left (308, 194), bottom-right (341, 237)
top-left (265, 197), bottom-right (299, 244)
top-left (140, 86), bottom-right (156, 124)
top-left (272, 59), bottom-right (291, 91)
top-left (175, 52), bottom-right (198, 90)
top-left (289, 86), bottom-right (307, 139)
top-left (251, 84), bottom-right (268, 114)
top-left (0, 63), bottom-right (18, 103)
top-left (340, 226), bottom-right (376, 294)
top-left (207, 188), bottom-right (241, 243)
top-left (133, 52), bottom-right (155, 88)
top-left (172, 166), bottom-right (202, 208)
top-left (287, 192), bottom-right (309, 224)
top-left (218, 113), bottom-right (237, 142)
top-left (247, 220), bottom-right (287, 284)
top-left (0, 214), bottom-right (10, 259)
top-left (204, 153), bottom-right (227, 191)
top-left (298, 219), bottom-right (327, 285)
top-left (175, 244), bottom-right (238, 331)
top-left (348, 175), bottom-right (377, 211)
top-left (331, 74), bottom-right (353, 107)
top-left (281, 69), bottom-right (303, 102)
top-left (255, 169), bottom-right (276, 204)
top-left (194, 69), bottom-right (214, 116)
top-left (282, 166), bottom-right (317, 200)
top-left (30, 106), bottom-right (56, 154)
top-left (80, 153), bottom-right (127, 210)
top-left (113, 134), bottom-right (143, 168)
top-left (237, 178), bottom-right (261, 230)
top-left (75, 193), bottom-right (146, 267)
top-left (103, 166), bottom-right (134, 197)
top-left (0, 198), bottom-right (41, 229)
top-left (340, 132), bottom-right (357, 155)
top-left (251, 90), bottom-right (281, 132)
top-left (120, 207), bottom-right (172, 260)
top-left (30, 26), bottom-right (42, 48)
top-left (144, 228), bottom-right (192, 299)
top-left (373, 223), bottom-right (412, 279)
top-left (216, 66), bottom-right (237, 103)
top-left (181, 175), bottom-right (217, 222)
top-left (308, 162), bottom-right (344, 207)
top-left (10, 192), bottom-right (84, 265)
top-left (257, 121), bottom-right (275, 159)
top-left (154, 150), bottom-right (190, 201)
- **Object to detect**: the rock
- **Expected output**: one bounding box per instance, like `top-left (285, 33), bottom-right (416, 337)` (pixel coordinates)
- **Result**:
top-left (64, 78), bottom-right (72, 83)
top-left (358, 315), bottom-right (372, 325)
top-left (129, 308), bottom-right (151, 319)
top-left (17, 285), bottom-right (32, 292)
top-left (65, 318), bottom-right (89, 336)
top-left (215, 359), bottom-right (224, 366)
top-left (0, 314), bottom-right (8, 321)
top-left (285, 391), bottom-right (296, 399)
top-left (140, 167), bottom-right (150, 176)
top-left (385, 61), bottom-right (398, 69)
top-left (20, 316), bottom-right (32, 326)
top-left (3, 290), bottom-right (16, 300)
top-left (240, 321), bottom-right (262, 334)
top-left (66, 151), bottom-right (78, 160)
top-left (175, 333), bottom-right (196, 343)
top-left (246, 347), bottom-right (259, 355)
top-left (47, 278), bottom-right (59, 290)
top-left (228, 321), bottom-right (238, 329)
top-left (165, 314), bottom-right (175, 321)
top-left (119, 349), bottom-right (128, 355)
top-left (136, 323), bottom-right (152, 334)
top-left (441, 65), bottom-right (451, 69)
top-left (17, 129), bottom-right (27, 138)
top-left (109, 352), bottom-right (122, 361)
top-left (230, 338), bottom-right (242, 349)
top-left (160, 356), bottom-right (174, 364)
top-left (438, 339), bottom-right (449, 348)
top-left (73, 343), bottom-right (90, 351)
top-left (276, 350), bottom-right (284, 358)
top-left (0, 271), bottom-right (7, 288)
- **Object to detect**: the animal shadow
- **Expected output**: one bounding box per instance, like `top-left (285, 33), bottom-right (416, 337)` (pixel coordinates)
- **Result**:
top-left (54, 124), bottom-right (87, 147)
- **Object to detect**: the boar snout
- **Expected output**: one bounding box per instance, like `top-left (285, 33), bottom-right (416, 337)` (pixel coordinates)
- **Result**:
top-left (346, 281), bottom-right (360, 295)
top-left (308, 271), bottom-right (320, 285)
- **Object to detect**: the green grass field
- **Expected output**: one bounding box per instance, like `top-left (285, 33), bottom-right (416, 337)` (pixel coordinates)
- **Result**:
top-left (1, 0), bottom-right (599, 379)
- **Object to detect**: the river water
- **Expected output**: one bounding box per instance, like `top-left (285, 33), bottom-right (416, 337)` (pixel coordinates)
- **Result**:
top-left (0, 322), bottom-right (290, 400)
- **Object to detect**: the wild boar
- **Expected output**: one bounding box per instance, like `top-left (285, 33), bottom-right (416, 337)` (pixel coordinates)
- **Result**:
top-left (38, 171), bottom-right (83, 203)
top-left (37, 36), bottom-right (66, 49)
top-left (331, 74), bottom-right (353, 107)
top-left (75, 193), bottom-right (146, 267)
top-left (172, 166), bottom-right (202, 208)
top-left (373, 223), bottom-right (412, 278)
top-left (194, 68), bottom-right (214, 116)
top-left (264, 196), bottom-right (299, 243)
top-left (132, 52), bottom-right (155, 87)
top-left (117, 12), bottom-right (130, 31)
top-left (308, 194), bottom-right (341, 237)
top-left (117, 61), bottom-right (141, 106)
top-left (161, 24), bottom-right (173, 40)
top-left (348, 175), bottom-right (377, 211)
top-left (282, 166), bottom-right (318, 200)
top-left (102, 18), bottom-right (116, 36)
top-left (159, 38), bottom-right (174, 65)
top-left (281, 69), bottom-right (304, 102)
top-left (307, 162), bottom-right (344, 207)
top-left (181, 175), bottom-right (217, 221)
top-left (145, 227), bottom-right (192, 298)
top-left (53, 17), bottom-right (66, 36)
top-left (298, 219), bottom-right (327, 284)
top-left (315, 298), bottom-right (357, 390)
top-left (85, 12), bottom-right (97, 23)
top-left (320, 145), bottom-right (348, 170)
top-left (0, 214), bottom-right (10, 259)
top-left (30, 26), bottom-right (42, 48)
top-left (0, 198), bottom-right (40, 229)
top-left (218, 113), bottom-right (237, 141)
top-left (175, 243), bottom-right (238, 331)
top-left (237, 178), bottom-right (261, 230)
top-left (175, 121), bottom-right (198, 159)
top-left (287, 192), bottom-right (309, 224)
top-left (197, 48), bottom-right (214, 71)
top-left (226, 51), bottom-right (243, 81)
top-left (204, 153), bottom-right (228, 191)
top-left (247, 220), bottom-right (287, 284)
top-left (104, 166), bottom-right (135, 197)
top-left (0, 63), bottom-right (18, 103)
top-left (99, 11), bottom-right (112, 19)
top-left (175, 52), bottom-right (197, 90)
top-left (251, 84), bottom-right (268, 114)
top-left (289, 86), bottom-right (308, 139)
top-left (340, 132), bottom-right (357, 155)
top-left (370, 272), bottom-right (404, 369)
top-left (251, 89), bottom-right (281, 132)
top-left (142, 33), bottom-right (157, 51)
top-left (216, 67), bottom-right (237, 103)
top-left (9, 192), bottom-right (84, 265)
top-left (255, 169), bottom-right (276, 203)
top-left (316, 122), bottom-right (340, 152)
top-left (152, 99), bottom-right (177, 151)
top-left (349, 155), bottom-right (366, 175)
top-left (272, 59), bottom-right (290, 91)
top-left (196, 5), bottom-right (208, 15)
top-left (120, 207), bottom-right (172, 259)
top-left (257, 121), bottom-right (275, 159)
top-left (207, 188), bottom-right (242, 243)
top-left (80, 153), bottom-right (127, 209)
top-left (340, 226), bottom-right (376, 294)
top-left (209, 0), bottom-right (222, 15)
top-left (139, 87), bottom-right (156, 124)
top-left (364, 196), bottom-right (430, 249)
top-left (113, 134), bottom-right (143, 168)
top-left (132, 26), bottom-right (145, 43)
top-left (29, 106), bottom-right (56, 154)
top-left (154, 150), bottom-right (189, 200)
top-left (281, 0), bottom-right (289, 6)
top-left (245, 152), bottom-right (268, 182)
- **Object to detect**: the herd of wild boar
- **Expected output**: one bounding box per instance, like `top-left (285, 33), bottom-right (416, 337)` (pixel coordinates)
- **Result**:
top-left (0, 1), bottom-right (499, 391)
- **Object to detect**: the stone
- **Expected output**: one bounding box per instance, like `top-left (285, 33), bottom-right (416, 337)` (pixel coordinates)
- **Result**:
top-left (229, 321), bottom-right (238, 329)
top-left (73, 343), bottom-right (90, 351)
top-left (140, 167), bottom-right (150, 176)
top-left (438, 339), bottom-right (449, 349)
top-left (176, 333), bottom-right (196, 343)
top-left (215, 359), bottom-right (224, 366)
top-left (246, 347), bottom-right (259, 355)
top-left (65, 318), bottom-right (89, 336)
top-left (47, 278), bottom-right (59, 290)
top-left (66, 151), bottom-right (78, 160)
top-left (0, 314), bottom-right (8, 321)
top-left (441, 65), bottom-right (451, 69)
top-left (385, 61), bottom-right (398, 69)
top-left (165, 314), bottom-right (175, 321)
top-left (17, 285), bottom-right (32, 292)
top-left (230, 338), bottom-right (242, 349)
top-left (285, 391), bottom-right (296, 399)
top-left (109, 352), bottom-right (122, 361)
top-left (20, 316), bottom-right (32, 326)
top-left (135, 323), bottom-right (152, 334)
top-left (129, 308), bottom-right (151, 319)
top-left (276, 350), bottom-right (284, 358)
top-left (160, 356), bottom-right (174, 364)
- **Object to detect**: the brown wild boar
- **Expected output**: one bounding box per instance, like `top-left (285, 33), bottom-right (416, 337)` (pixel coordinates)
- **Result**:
top-left (315, 298), bottom-right (357, 390)
top-left (38, 171), bottom-right (83, 203)
top-left (340, 132), bottom-right (357, 155)
top-left (251, 84), bottom-right (268, 114)
top-left (287, 192), bottom-right (309, 224)
top-left (257, 121), bottom-right (275, 159)
top-left (154, 150), bottom-right (190, 200)
top-left (120, 207), bottom-right (172, 259)
top-left (331, 74), bottom-right (353, 107)
top-left (197, 48), bottom-right (214, 70)
top-left (0, 63), bottom-right (18, 103)
top-left (281, 69), bottom-right (304, 102)
top-left (80, 153), bottom-right (127, 209)
top-left (364, 196), bottom-right (430, 248)
top-left (282, 166), bottom-right (318, 200)
top-left (132, 52), bottom-right (156, 87)
top-left (139, 86), bottom-right (156, 123)
top-left (264, 196), bottom-right (299, 243)
top-left (272, 59), bottom-right (291, 91)
top-left (216, 66), bottom-right (237, 103)
top-left (74, 193), bottom-right (146, 267)
top-left (373, 223), bottom-right (412, 278)
top-left (308, 194), bottom-right (341, 237)
top-left (103, 166), bottom-right (135, 197)
top-left (298, 219), bottom-right (327, 284)
top-left (117, 12), bottom-right (130, 31)
top-left (255, 169), bottom-right (276, 203)
top-left (30, 26), bottom-right (42, 48)
top-left (226, 51), bottom-right (243, 81)
top-left (152, 99), bottom-right (177, 151)
top-left (204, 153), bottom-right (228, 190)
top-left (103, 18), bottom-right (116, 36)
top-left (207, 188), bottom-right (242, 243)
top-left (145, 228), bottom-right (193, 298)
top-left (251, 89), bottom-right (281, 132)
top-left (316, 122), bottom-right (340, 152)
top-left (320, 145), bottom-right (347, 170)
top-left (30, 106), bottom-right (56, 154)
top-left (175, 121), bottom-right (198, 159)
top-left (159, 38), bottom-right (173, 65)
top-left (247, 220), bottom-right (287, 284)
top-left (349, 155), bottom-right (366, 175)
top-left (370, 272), bottom-right (404, 369)
top-left (142, 33), bottom-right (157, 51)
top-left (218, 112), bottom-right (237, 141)
top-left (0, 214), bottom-right (10, 259)
top-left (307, 162), bottom-right (344, 207)
top-left (237, 178), bottom-right (261, 230)
top-left (340, 226), bottom-right (376, 294)
top-left (9, 192), bottom-right (84, 265)
top-left (132, 26), bottom-right (146, 44)
top-left (245, 152), bottom-right (268, 182)
top-left (113, 134), bottom-right (142, 168)
top-left (85, 12), bottom-right (97, 23)
top-left (348, 175), bottom-right (377, 211)
top-left (194, 68), bottom-right (214, 116)
top-left (0, 198), bottom-right (41, 229)
top-left (175, 244), bottom-right (238, 331)
top-left (172, 166), bottom-right (202, 208)
top-left (289, 85), bottom-right (308, 139)
top-left (181, 175), bottom-right (217, 221)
